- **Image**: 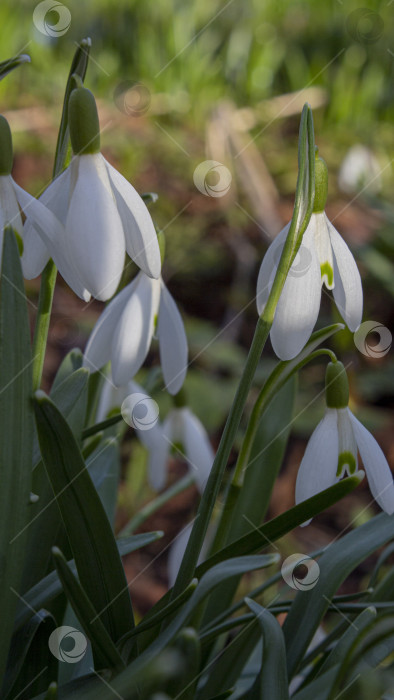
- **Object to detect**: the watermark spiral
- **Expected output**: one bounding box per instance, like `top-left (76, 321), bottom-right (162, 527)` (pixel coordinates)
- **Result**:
top-left (33, 1), bottom-right (71, 37)
top-left (121, 392), bottom-right (160, 431)
top-left (354, 321), bottom-right (392, 359)
top-left (193, 160), bottom-right (232, 198)
top-left (281, 553), bottom-right (320, 591)
top-left (48, 626), bottom-right (87, 664)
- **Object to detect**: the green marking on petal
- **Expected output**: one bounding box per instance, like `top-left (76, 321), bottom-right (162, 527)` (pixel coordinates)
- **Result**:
top-left (320, 262), bottom-right (334, 288)
top-left (337, 451), bottom-right (357, 477)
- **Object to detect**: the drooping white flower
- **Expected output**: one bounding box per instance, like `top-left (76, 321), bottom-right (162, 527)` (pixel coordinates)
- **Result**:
top-left (0, 114), bottom-right (65, 271)
top-left (137, 406), bottom-right (214, 493)
top-left (22, 87), bottom-right (161, 301)
top-left (83, 272), bottom-right (188, 394)
top-left (338, 145), bottom-right (382, 195)
top-left (256, 156), bottom-right (363, 360)
top-left (296, 362), bottom-right (394, 522)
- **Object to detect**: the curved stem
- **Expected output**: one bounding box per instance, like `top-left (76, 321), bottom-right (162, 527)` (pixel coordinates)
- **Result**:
top-left (31, 40), bottom-right (91, 390)
top-left (171, 105), bottom-right (316, 598)
top-left (209, 348), bottom-right (336, 554)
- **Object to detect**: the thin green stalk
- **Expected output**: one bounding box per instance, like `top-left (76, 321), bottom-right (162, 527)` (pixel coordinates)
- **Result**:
top-left (171, 105), bottom-right (315, 598)
top-left (210, 348), bottom-right (336, 554)
top-left (31, 39), bottom-right (91, 390)
top-left (119, 473), bottom-right (195, 536)
top-left (82, 412), bottom-right (124, 439)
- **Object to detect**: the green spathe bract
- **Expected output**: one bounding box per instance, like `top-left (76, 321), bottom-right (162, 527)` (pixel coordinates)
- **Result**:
top-left (325, 361), bottom-right (349, 409)
top-left (68, 87), bottom-right (101, 155)
top-left (313, 151), bottom-right (328, 213)
top-left (0, 115), bottom-right (13, 175)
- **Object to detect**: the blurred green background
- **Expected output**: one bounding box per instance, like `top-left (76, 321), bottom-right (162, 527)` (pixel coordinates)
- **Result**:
top-left (1, 0), bottom-right (393, 593)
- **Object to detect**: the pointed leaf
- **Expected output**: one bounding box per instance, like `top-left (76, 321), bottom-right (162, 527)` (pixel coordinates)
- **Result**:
top-left (0, 228), bottom-right (34, 680)
top-left (32, 392), bottom-right (134, 644)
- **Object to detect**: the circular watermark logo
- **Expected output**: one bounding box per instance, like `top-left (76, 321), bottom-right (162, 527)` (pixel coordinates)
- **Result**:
top-left (281, 554), bottom-right (320, 591)
top-left (193, 160), bottom-right (232, 198)
top-left (273, 244), bottom-right (312, 279)
top-left (114, 81), bottom-right (151, 116)
top-left (48, 626), bottom-right (87, 663)
top-left (346, 8), bottom-right (384, 45)
top-left (354, 321), bottom-right (392, 359)
top-left (121, 392), bottom-right (159, 431)
top-left (33, 1), bottom-right (71, 37)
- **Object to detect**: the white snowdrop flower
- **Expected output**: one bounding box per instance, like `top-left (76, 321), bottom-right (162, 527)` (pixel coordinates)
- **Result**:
top-left (22, 87), bottom-right (161, 301)
top-left (338, 145), bottom-right (382, 195)
top-left (138, 405), bottom-right (214, 493)
top-left (256, 155), bottom-right (363, 360)
top-left (83, 271), bottom-right (188, 394)
top-left (0, 115), bottom-right (65, 272)
top-left (296, 362), bottom-right (394, 524)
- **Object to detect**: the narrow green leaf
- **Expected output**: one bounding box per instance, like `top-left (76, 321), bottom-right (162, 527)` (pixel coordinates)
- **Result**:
top-left (52, 547), bottom-right (125, 671)
top-left (15, 533), bottom-right (162, 632)
top-left (283, 512), bottom-right (394, 678)
top-left (0, 228), bottom-right (34, 681)
top-left (0, 53), bottom-right (30, 79)
top-left (87, 438), bottom-right (120, 526)
top-left (33, 392), bottom-right (135, 644)
top-left (196, 473), bottom-right (363, 577)
top-left (2, 610), bottom-right (57, 699)
top-left (317, 607), bottom-right (376, 678)
top-left (80, 556), bottom-right (279, 700)
top-left (22, 367), bottom-right (90, 593)
top-left (119, 579), bottom-right (198, 658)
top-left (245, 598), bottom-right (289, 700)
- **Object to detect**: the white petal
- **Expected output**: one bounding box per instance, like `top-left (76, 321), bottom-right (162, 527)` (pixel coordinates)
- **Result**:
top-left (313, 212), bottom-right (334, 289)
top-left (0, 175), bottom-right (23, 234)
top-left (327, 217), bottom-right (363, 332)
top-left (143, 416), bottom-right (173, 492)
top-left (104, 158), bottom-right (161, 279)
top-left (95, 377), bottom-right (127, 422)
top-left (21, 168), bottom-right (70, 279)
top-left (349, 411), bottom-right (394, 515)
top-left (295, 409), bottom-right (339, 525)
top-left (14, 181), bottom-right (90, 301)
top-left (83, 279), bottom-right (137, 374)
top-left (66, 154), bottom-right (125, 301)
top-left (157, 281), bottom-right (188, 395)
top-left (111, 273), bottom-right (161, 386)
top-left (337, 407), bottom-right (358, 476)
top-left (256, 223), bottom-right (290, 315)
top-left (181, 408), bottom-right (214, 493)
top-left (270, 222), bottom-right (322, 360)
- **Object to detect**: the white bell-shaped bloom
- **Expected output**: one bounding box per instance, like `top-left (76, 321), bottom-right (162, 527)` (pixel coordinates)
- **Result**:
top-left (22, 152), bottom-right (161, 301)
top-left (83, 272), bottom-right (188, 394)
top-left (295, 406), bottom-right (394, 523)
top-left (137, 406), bottom-right (214, 493)
top-left (256, 211), bottom-right (363, 360)
top-left (338, 145), bottom-right (382, 195)
top-left (0, 174), bottom-right (65, 273)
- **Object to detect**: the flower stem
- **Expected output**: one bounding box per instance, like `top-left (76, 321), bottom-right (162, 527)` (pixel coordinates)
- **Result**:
top-left (209, 347), bottom-right (337, 554)
top-left (30, 40), bottom-right (91, 391)
top-left (171, 316), bottom-right (271, 597)
top-left (171, 104), bottom-right (316, 597)
top-left (31, 261), bottom-right (57, 391)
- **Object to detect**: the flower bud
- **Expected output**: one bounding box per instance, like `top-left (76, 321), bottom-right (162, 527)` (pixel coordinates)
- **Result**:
top-left (313, 150), bottom-right (328, 213)
top-left (325, 361), bottom-right (349, 409)
top-left (0, 115), bottom-right (13, 175)
top-left (68, 87), bottom-right (100, 155)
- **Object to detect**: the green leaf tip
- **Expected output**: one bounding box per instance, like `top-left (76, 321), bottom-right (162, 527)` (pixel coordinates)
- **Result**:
top-left (0, 115), bottom-right (13, 175)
